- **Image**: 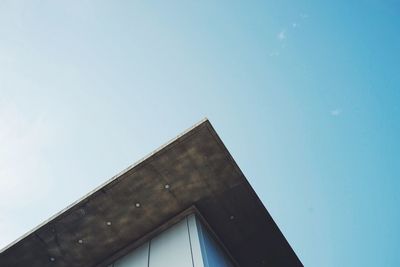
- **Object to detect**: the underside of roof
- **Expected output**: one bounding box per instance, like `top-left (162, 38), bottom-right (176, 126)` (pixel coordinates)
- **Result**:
top-left (0, 119), bottom-right (303, 267)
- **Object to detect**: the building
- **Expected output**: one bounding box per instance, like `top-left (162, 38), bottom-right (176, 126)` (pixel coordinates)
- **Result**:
top-left (0, 119), bottom-right (303, 267)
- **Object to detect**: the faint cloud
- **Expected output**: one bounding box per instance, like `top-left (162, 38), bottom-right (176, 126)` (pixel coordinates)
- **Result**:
top-left (330, 108), bottom-right (342, 116)
top-left (277, 30), bottom-right (286, 41)
top-left (272, 13), bottom-right (307, 55)
top-left (300, 13), bottom-right (309, 19)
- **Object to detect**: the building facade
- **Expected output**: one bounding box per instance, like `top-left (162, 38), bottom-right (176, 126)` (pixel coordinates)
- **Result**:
top-left (0, 120), bottom-right (302, 267)
top-left (110, 214), bottom-right (234, 267)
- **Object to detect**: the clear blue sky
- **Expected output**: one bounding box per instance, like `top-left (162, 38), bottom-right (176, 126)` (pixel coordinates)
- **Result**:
top-left (0, 1), bottom-right (399, 266)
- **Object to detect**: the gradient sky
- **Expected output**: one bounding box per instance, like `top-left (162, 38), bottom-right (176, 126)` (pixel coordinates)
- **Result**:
top-left (1, 1), bottom-right (399, 266)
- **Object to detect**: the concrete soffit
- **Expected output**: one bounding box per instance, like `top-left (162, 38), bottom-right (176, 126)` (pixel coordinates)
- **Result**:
top-left (0, 119), bottom-right (303, 267)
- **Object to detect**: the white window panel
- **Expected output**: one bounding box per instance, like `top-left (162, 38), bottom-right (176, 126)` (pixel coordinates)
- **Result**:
top-left (149, 218), bottom-right (193, 267)
top-left (113, 242), bottom-right (149, 267)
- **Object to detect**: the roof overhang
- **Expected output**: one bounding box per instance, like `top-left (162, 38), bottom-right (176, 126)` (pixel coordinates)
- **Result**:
top-left (0, 119), bottom-right (302, 267)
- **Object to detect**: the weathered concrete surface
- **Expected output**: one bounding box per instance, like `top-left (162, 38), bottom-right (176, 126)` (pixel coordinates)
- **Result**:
top-left (0, 120), bottom-right (303, 267)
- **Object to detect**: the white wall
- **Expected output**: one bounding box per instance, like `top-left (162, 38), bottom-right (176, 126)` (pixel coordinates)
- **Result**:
top-left (109, 214), bottom-right (234, 267)
top-left (149, 216), bottom-right (194, 267)
top-left (114, 242), bottom-right (149, 267)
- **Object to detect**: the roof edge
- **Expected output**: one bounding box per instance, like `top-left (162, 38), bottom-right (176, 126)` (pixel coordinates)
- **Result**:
top-left (0, 118), bottom-right (210, 253)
